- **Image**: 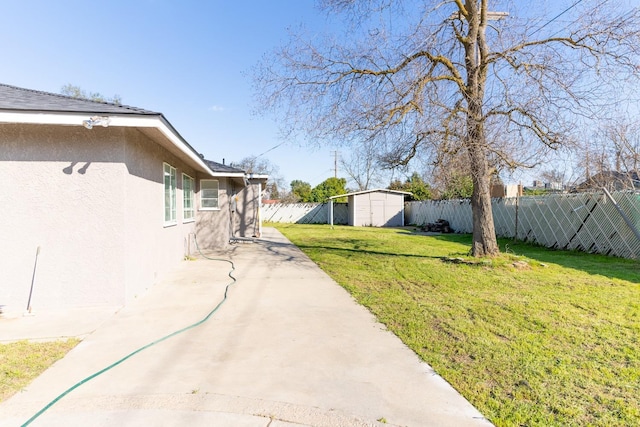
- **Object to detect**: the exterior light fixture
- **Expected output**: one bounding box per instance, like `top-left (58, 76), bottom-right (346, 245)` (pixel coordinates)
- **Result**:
top-left (82, 116), bottom-right (111, 129)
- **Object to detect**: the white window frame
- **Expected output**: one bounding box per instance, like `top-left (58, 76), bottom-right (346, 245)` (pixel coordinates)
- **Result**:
top-left (163, 163), bottom-right (177, 226)
top-left (182, 173), bottom-right (195, 222)
top-left (200, 179), bottom-right (220, 210)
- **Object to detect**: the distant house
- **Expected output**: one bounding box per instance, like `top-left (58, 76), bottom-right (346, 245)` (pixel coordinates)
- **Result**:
top-left (328, 189), bottom-right (411, 227)
top-left (574, 171), bottom-right (640, 192)
top-left (490, 184), bottom-right (524, 198)
top-left (0, 83), bottom-right (266, 312)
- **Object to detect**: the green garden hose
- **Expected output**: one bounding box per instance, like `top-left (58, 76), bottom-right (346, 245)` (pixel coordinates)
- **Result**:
top-left (22, 240), bottom-right (236, 426)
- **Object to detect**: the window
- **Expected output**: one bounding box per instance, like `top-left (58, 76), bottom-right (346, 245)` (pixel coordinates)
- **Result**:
top-left (200, 179), bottom-right (219, 209)
top-left (183, 174), bottom-right (195, 221)
top-left (163, 163), bottom-right (177, 224)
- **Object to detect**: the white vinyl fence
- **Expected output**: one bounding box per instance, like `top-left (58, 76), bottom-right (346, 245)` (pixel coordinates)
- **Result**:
top-left (406, 190), bottom-right (640, 259)
top-left (263, 191), bottom-right (640, 259)
top-left (263, 203), bottom-right (349, 225)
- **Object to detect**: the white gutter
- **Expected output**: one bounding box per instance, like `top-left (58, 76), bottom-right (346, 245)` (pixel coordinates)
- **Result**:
top-left (210, 172), bottom-right (245, 178)
top-left (0, 111), bottom-right (88, 125)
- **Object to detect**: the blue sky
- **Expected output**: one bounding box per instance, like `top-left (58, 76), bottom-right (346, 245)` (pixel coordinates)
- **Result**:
top-left (2, 1), bottom-right (634, 190)
top-left (0, 0), bottom-right (338, 187)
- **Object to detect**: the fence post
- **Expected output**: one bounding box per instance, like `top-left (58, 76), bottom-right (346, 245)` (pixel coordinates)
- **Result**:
top-left (514, 194), bottom-right (519, 242)
top-left (329, 200), bottom-right (334, 228)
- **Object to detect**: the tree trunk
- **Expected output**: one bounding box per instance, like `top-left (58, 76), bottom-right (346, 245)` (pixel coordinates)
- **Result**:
top-left (463, 0), bottom-right (500, 257)
top-left (466, 90), bottom-right (499, 257)
top-left (468, 142), bottom-right (499, 256)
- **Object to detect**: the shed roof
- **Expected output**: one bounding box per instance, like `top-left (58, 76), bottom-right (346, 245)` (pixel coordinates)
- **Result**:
top-left (328, 188), bottom-right (412, 200)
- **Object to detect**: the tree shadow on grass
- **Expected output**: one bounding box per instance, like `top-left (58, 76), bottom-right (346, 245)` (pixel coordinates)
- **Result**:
top-left (399, 229), bottom-right (640, 283)
top-left (293, 242), bottom-right (446, 261)
top-left (498, 238), bottom-right (640, 283)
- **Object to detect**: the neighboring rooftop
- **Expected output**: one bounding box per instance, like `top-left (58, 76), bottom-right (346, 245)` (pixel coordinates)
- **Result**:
top-left (0, 83), bottom-right (159, 115)
top-left (204, 159), bottom-right (246, 174)
top-left (575, 170), bottom-right (640, 191)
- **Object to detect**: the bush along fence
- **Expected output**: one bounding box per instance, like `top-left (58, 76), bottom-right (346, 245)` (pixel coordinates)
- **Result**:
top-left (406, 190), bottom-right (640, 259)
top-left (263, 191), bottom-right (640, 259)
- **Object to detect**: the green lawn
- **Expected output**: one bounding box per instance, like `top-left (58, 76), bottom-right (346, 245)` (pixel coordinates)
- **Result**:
top-left (274, 223), bottom-right (640, 427)
top-left (0, 339), bottom-right (79, 402)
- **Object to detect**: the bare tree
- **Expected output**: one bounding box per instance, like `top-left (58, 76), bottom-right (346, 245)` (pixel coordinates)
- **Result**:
top-left (340, 142), bottom-right (385, 190)
top-left (61, 84), bottom-right (122, 104)
top-left (428, 151), bottom-right (474, 198)
top-left (255, 0), bottom-right (640, 256)
top-left (540, 168), bottom-right (566, 187)
top-left (576, 115), bottom-right (640, 190)
top-left (232, 156), bottom-right (285, 199)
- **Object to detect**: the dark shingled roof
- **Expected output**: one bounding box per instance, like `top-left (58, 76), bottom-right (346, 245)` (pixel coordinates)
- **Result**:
top-left (0, 83), bottom-right (159, 115)
top-left (204, 159), bottom-right (245, 174)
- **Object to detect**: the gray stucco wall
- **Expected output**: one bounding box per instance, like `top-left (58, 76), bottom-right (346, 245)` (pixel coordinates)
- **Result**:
top-left (121, 128), bottom-right (198, 305)
top-left (233, 180), bottom-right (262, 238)
top-left (0, 123), bottom-right (199, 312)
top-left (195, 177), bottom-right (233, 249)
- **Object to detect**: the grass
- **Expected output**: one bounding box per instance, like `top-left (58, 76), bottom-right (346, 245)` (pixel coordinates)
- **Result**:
top-left (0, 339), bottom-right (79, 402)
top-left (273, 223), bottom-right (640, 427)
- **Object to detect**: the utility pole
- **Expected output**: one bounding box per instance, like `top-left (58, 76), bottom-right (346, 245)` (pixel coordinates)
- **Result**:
top-left (331, 150), bottom-right (339, 178)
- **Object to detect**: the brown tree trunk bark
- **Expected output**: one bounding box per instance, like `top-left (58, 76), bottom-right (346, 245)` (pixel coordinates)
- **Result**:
top-left (465, 84), bottom-right (499, 257)
top-left (468, 141), bottom-right (499, 256)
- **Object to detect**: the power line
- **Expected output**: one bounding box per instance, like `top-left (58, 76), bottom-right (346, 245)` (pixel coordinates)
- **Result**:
top-left (547, 0), bottom-right (611, 38)
top-left (254, 140), bottom-right (288, 159)
top-left (528, 0), bottom-right (586, 38)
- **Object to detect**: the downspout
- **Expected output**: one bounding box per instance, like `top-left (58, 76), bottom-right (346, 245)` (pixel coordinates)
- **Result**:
top-left (228, 190), bottom-right (235, 242)
top-left (257, 182), bottom-right (262, 238)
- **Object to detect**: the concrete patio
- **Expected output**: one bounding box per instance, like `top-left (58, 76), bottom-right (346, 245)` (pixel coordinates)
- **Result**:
top-left (0, 228), bottom-right (492, 427)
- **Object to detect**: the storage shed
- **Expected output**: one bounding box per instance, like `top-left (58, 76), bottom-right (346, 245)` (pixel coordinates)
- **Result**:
top-left (328, 189), bottom-right (411, 227)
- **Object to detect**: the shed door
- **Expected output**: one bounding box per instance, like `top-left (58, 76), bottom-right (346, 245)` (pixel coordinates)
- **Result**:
top-left (371, 200), bottom-right (385, 226)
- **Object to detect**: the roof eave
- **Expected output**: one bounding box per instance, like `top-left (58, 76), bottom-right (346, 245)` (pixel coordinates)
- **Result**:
top-left (0, 110), bottom-right (215, 175)
top-left (246, 174), bottom-right (269, 180)
top-left (208, 172), bottom-right (246, 178)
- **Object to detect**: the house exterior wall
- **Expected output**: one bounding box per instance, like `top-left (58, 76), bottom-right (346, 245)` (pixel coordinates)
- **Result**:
top-left (0, 124), bottom-right (200, 312)
top-left (232, 179), bottom-right (262, 238)
top-left (352, 192), bottom-right (405, 227)
top-left (195, 177), bottom-right (232, 249)
top-left (121, 128), bottom-right (198, 305)
top-left (0, 124), bottom-right (127, 311)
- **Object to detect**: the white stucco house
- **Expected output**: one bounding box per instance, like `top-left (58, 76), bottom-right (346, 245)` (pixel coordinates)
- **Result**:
top-left (328, 189), bottom-right (411, 227)
top-left (0, 83), bottom-right (267, 313)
